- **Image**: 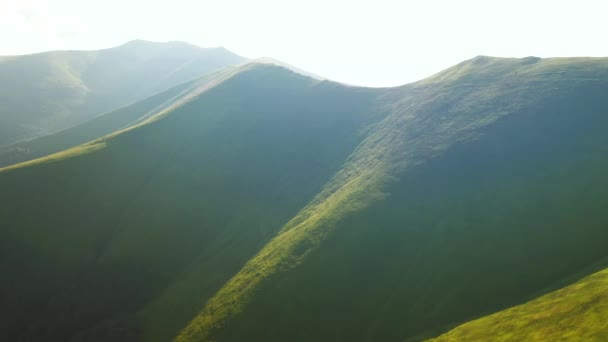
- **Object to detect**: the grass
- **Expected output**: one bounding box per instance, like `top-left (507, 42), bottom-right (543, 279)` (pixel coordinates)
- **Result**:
top-left (176, 161), bottom-right (389, 341)
top-left (428, 267), bottom-right (608, 341)
top-left (0, 141), bottom-right (106, 173)
top-left (0, 64), bottom-right (383, 341)
top-left (176, 56), bottom-right (608, 341)
top-left (3, 57), bottom-right (608, 341)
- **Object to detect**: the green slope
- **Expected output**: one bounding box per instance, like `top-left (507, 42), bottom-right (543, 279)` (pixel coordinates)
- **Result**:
top-left (0, 40), bottom-right (246, 146)
top-left (0, 67), bottom-right (238, 168)
top-left (2, 56), bottom-right (608, 342)
top-left (428, 265), bottom-right (608, 341)
top-left (177, 56), bottom-right (608, 341)
top-left (0, 64), bottom-right (384, 341)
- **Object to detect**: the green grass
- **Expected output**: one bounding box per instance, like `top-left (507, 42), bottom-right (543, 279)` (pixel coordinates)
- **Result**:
top-left (175, 56), bottom-right (608, 341)
top-left (176, 163), bottom-right (389, 341)
top-left (0, 64), bottom-right (383, 341)
top-left (3, 57), bottom-right (608, 341)
top-left (428, 267), bottom-right (608, 341)
top-left (0, 141), bottom-right (106, 173)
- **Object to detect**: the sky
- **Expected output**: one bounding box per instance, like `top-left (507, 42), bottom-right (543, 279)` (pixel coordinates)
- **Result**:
top-left (1, 0), bottom-right (607, 87)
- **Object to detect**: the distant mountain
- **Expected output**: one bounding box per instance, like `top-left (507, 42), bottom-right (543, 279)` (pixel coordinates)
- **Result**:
top-left (0, 40), bottom-right (246, 146)
top-left (2, 56), bottom-right (608, 342)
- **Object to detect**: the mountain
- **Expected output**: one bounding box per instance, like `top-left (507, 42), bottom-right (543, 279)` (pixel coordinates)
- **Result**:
top-left (176, 56), bottom-right (608, 342)
top-left (0, 58), bottom-right (325, 168)
top-left (2, 56), bottom-right (608, 341)
top-left (0, 40), bottom-right (246, 146)
top-left (0, 63), bottom-right (382, 341)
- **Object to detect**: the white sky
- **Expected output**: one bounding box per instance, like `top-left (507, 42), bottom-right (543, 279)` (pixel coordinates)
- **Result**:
top-left (1, 0), bottom-right (607, 87)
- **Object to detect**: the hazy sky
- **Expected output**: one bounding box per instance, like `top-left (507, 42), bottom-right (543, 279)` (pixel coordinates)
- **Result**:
top-left (1, 0), bottom-right (607, 86)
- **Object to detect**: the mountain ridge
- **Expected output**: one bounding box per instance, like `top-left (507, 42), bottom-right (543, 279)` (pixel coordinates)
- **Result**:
top-left (175, 55), bottom-right (608, 341)
top-left (0, 61), bottom-right (326, 170)
top-left (2, 55), bottom-right (608, 341)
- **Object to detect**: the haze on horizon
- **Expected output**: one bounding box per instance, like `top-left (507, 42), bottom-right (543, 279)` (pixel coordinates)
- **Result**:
top-left (1, 0), bottom-right (607, 87)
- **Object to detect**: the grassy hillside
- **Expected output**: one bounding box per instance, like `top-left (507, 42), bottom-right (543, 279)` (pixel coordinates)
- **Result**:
top-left (429, 264), bottom-right (608, 341)
top-left (0, 67), bottom-right (239, 168)
top-left (2, 57), bottom-right (608, 341)
top-left (0, 40), bottom-right (245, 146)
top-left (177, 56), bottom-right (608, 341)
top-left (0, 64), bottom-right (384, 341)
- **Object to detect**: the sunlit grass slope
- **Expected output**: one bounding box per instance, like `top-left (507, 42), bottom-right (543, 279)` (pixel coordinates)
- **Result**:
top-left (0, 40), bottom-right (245, 145)
top-left (429, 266), bottom-right (608, 341)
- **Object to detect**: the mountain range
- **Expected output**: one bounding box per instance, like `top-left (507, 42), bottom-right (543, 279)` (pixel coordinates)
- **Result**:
top-left (1, 43), bottom-right (608, 342)
top-left (0, 40), bottom-right (246, 146)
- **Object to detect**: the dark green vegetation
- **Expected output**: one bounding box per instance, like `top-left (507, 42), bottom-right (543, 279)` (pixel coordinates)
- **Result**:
top-left (0, 40), bottom-right (245, 146)
top-left (2, 56), bottom-right (608, 341)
